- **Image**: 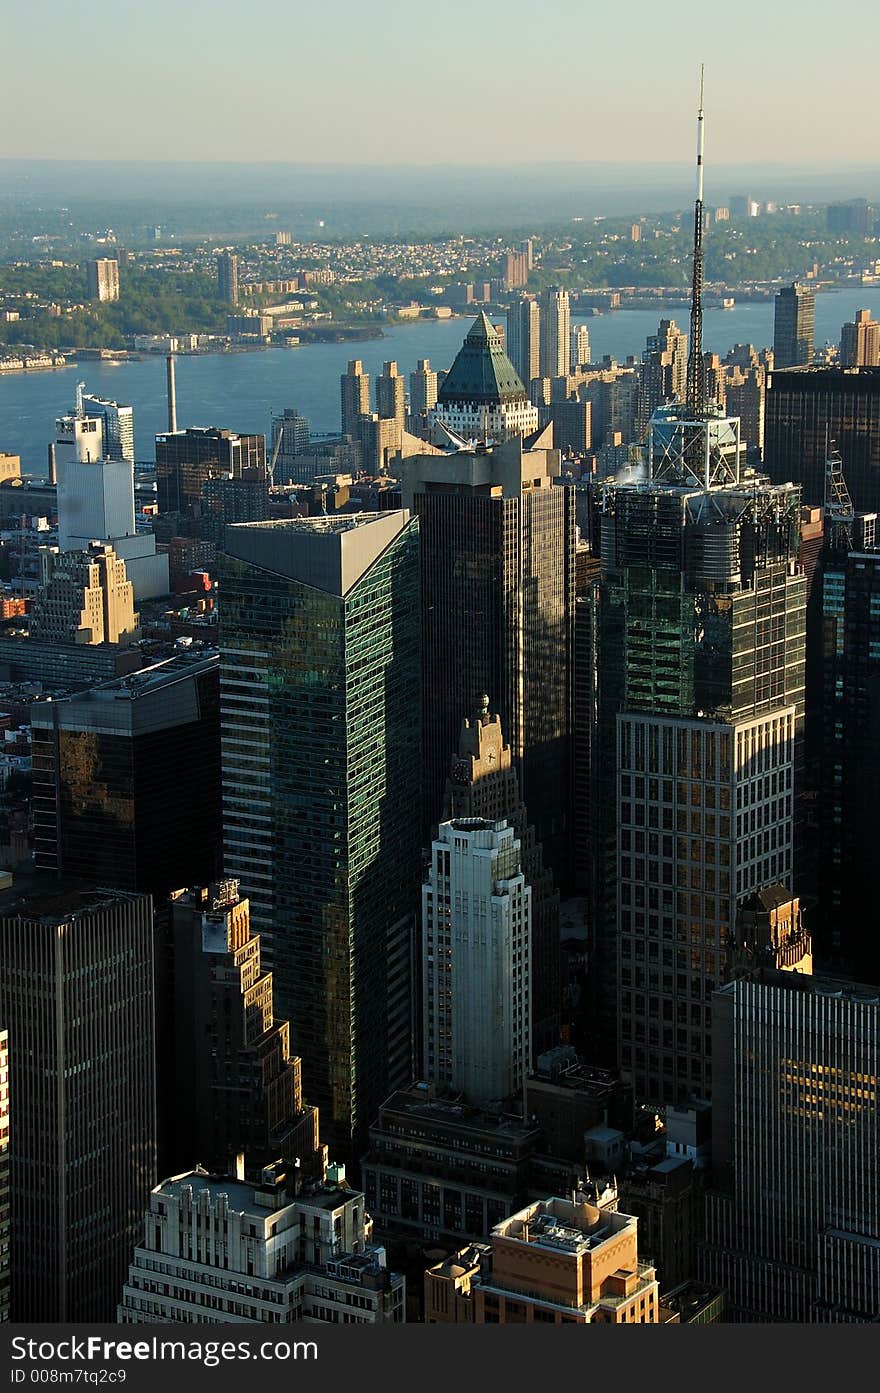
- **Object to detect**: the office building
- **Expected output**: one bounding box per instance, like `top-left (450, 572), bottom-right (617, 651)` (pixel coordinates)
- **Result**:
top-left (701, 967), bottom-right (879, 1322)
top-left (409, 359), bottom-right (438, 419)
top-left (432, 312), bottom-right (539, 440)
top-left (217, 251), bottom-right (240, 305)
top-left (636, 319), bottom-right (688, 433)
top-left (570, 324), bottom-right (591, 371)
top-left (31, 652), bottom-right (222, 900)
top-left (81, 392), bottom-right (135, 463)
top-left (549, 398), bottom-right (591, 455)
top-left (86, 257), bottom-right (120, 302)
top-left (270, 408), bottom-right (310, 482)
top-left (167, 880), bottom-right (323, 1180)
top-left (590, 402), bottom-right (806, 1100)
top-left (0, 883), bottom-right (155, 1321)
top-left (219, 514), bottom-right (421, 1154)
top-left (357, 412), bottom-right (402, 474)
top-left (444, 701), bottom-right (560, 1053)
top-left (764, 366), bottom-right (880, 511)
top-left (119, 1168), bottom-right (404, 1324)
top-left (155, 426), bottom-right (266, 521)
top-left (538, 288), bottom-right (570, 381)
top-left (506, 297), bottom-right (540, 387)
top-left (425, 1196), bottom-right (658, 1323)
top-left (376, 360), bottom-right (405, 450)
top-left (340, 359), bottom-right (371, 436)
top-left (773, 282), bottom-right (815, 369)
top-left (723, 363), bottom-right (765, 459)
top-left (401, 434), bottom-right (575, 883)
top-left (0, 1026), bottom-right (7, 1324)
top-left (29, 542), bottom-right (138, 646)
top-left (201, 471), bottom-right (270, 542)
top-left (423, 818), bottom-right (531, 1107)
top-left (840, 308), bottom-right (880, 368)
top-left (816, 544), bottom-right (880, 980)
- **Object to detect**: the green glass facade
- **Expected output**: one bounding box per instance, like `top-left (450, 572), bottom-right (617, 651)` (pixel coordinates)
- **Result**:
top-left (219, 515), bottom-right (421, 1155)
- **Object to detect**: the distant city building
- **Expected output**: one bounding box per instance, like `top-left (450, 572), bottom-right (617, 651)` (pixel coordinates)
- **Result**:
top-left (840, 308), bottom-right (880, 367)
top-left (538, 288), bottom-right (570, 381)
top-left (217, 251), bottom-right (240, 305)
top-left (432, 313), bottom-right (539, 440)
top-left (506, 297), bottom-right (540, 388)
top-left (0, 883), bottom-right (155, 1321)
top-left (119, 1169), bottom-right (404, 1324)
top-left (764, 366), bottom-right (880, 510)
top-left (570, 323), bottom-right (591, 371)
top-left (636, 319), bottom-right (687, 433)
top-left (86, 258), bottom-right (120, 302)
top-left (723, 364), bottom-right (766, 459)
top-left (0, 1025), bottom-right (7, 1324)
top-left (29, 542), bottom-right (138, 646)
top-left (376, 360), bottom-right (405, 451)
top-left (409, 358), bottom-right (438, 421)
top-left (31, 652), bottom-right (222, 901)
top-left (827, 198), bottom-right (874, 237)
top-left (155, 426), bottom-right (266, 521)
top-left (773, 282), bottom-right (815, 369)
top-left (503, 250), bottom-right (529, 290)
top-left (340, 359), bottom-right (370, 436)
top-left (423, 819), bottom-right (531, 1107)
top-left (701, 967), bottom-right (880, 1322)
top-left (425, 1196), bottom-right (659, 1323)
top-left (270, 407), bottom-right (310, 482)
top-left (81, 393), bottom-right (135, 463)
top-left (219, 514), bottom-right (421, 1155)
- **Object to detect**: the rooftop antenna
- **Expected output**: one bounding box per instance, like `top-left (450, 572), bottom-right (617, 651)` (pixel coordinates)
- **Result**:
top-left (685, 64), bottom-right (706, 418)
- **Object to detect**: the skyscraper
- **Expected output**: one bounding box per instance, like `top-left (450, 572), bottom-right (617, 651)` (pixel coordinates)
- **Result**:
top-left (86, 258), bottom-right (120, 302)
top-left (0, 1026), bottom-right (8, 1325)
top-left (155, 426), bottom-right (266, 521)
top-left (701, 966), bottom-right (879, 1322)
top-left (376, 360), bottom-right (405, 441)
top-left (217, 251), bottom-right (240, 305)
top-left (401, 435), bottom-right (576, 883)
top-left (0, 883), bottom-right (156, 1321)
top-left (506, 297), bottom-right (540, 387)
top-left (31, 652), bottom-right (222, 901)
top-left (636, 319), bottom-right (688, 433)
top-left (409, 358), bottom-right (438, 419)
top-left (422, 818), bottom-right (531, 1107)
top-left (218, 514), bottom-right (421, 1154)
top-left (270, 408), bottom-right (311, 483)
top-left (773, 282), bottom-right (815, 369)
top-left (29, 542), bottom-right (138, 646)
top-left (570, 323), bottom-right (591, 371)
top-left (340, 359), bottom-right (370, 436)
top-left (168, 880), bottom-right (323, 1179)
top-left (81, 392), bottom-right (135, 463)
top-left (443, 701), bottom-right (560, 1054)
top-left (538, 287), bottom-right (570, 381)
top-left (764, 366), bottom-right (880, 510)
top-left (840, 308), bottom-right (880, 367)
top-left (432, 313), bottom-right (539, 440)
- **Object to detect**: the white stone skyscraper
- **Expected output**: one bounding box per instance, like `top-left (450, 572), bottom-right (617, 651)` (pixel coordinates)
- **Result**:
top-left (422, 818), bottom-right (531, 1107)
top-left (539, 287), bottom-right (570, 380)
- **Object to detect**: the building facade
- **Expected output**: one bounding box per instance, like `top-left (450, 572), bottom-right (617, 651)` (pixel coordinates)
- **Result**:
top-left (764, 366), bottom-right (880, 511)
top-left (86, 258), bottom-right (120, 302)
top-left (81, 392), bottom-right (135, 463)
top-left (539, 288), bottom-right (570, 381)
top-left (773, 282), bottom-right (815, 369)
top-left (506, 298), bottom-right (540, 388)
top-left (29, 543), bottom-right (138, 646)
top-left (340, 360), bottom-right (370, 437)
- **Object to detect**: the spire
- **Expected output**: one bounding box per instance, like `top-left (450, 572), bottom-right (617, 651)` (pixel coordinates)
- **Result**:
top-left (685, 65), bottom-right (706, 417)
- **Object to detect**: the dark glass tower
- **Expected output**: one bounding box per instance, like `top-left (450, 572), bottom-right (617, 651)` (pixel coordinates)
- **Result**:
top-left (400, 434), bottom-right (576, 884)
top-left (219, 514), bottom-right (421, 1156)
top-left (772, 282), bottom-right (815, 369)
top-left (765, 365), bottom-right (880, 511)
top-left (155, 426), bottom-right (266, 527)
top-left (0, 883), bottom-right (155, 1322)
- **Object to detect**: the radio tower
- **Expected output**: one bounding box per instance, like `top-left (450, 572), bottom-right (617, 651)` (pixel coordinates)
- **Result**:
top-left (685, 65), bottom-right (706, 418)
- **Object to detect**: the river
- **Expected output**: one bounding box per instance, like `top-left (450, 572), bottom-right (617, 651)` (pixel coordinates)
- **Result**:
top-left (2, 287), bottom-right (880, 472)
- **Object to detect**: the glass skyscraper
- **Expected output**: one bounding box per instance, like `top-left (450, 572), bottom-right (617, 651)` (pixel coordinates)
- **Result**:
top-left (219, 513), bottom-right (421, 1155)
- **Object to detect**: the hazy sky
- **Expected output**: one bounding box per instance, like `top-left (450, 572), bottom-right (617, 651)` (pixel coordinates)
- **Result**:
top-left (4, 0), bottom-right (878, 166)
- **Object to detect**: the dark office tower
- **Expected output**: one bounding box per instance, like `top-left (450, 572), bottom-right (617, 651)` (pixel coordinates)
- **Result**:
top-left (636, 319), bottom-right (688, 434)
top-left (155, 426), bottom-right (267, 525)
top-left (401, 435), bottom-right (576, 883)
top-left (443, 699), bottom-right (561, 1053)
top-left (701, 966), bottom-right (879, 1322)
top-left (773, 282), bottom-right (815, 369)
top-left (0, 884), bottom-right (155, 1322)
top-left (764, 366), bottom-right (880, 511)
top-left (218, 514), bottom-right (421, 1156)
top-left (591, 404), bottom-right (806, 1103)
top-left (168, 880), bottom-right (325, 1181)
top-left (30, 652), bottom-right (222, 900)
top-left (376, 360), bottom-right (405, 451)
top-left (0, 1026), bottom-right (7, 1324)
top-left (340, 359), bottom-right (370, 436)
top-left (217, 251), bottom-right (240, 305)
top-left (507, 296), bottom-right (540, 387)
top-left (816, 543), bottom-right (880, 981)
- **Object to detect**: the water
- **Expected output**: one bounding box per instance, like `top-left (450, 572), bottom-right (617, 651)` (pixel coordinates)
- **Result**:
top-left (3, 287), bottom-right (880, 473)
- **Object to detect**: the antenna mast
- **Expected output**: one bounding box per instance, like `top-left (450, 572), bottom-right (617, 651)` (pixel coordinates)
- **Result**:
top-left (686, 65), bottom-right (705, 417)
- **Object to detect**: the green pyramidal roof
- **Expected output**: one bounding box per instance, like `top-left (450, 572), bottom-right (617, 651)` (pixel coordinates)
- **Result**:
top-left (437, 311), bottom-right (527, 406)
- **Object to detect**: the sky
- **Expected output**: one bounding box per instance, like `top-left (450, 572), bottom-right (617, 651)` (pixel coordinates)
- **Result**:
top-left (3, 0), bottom-right (879, 167)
